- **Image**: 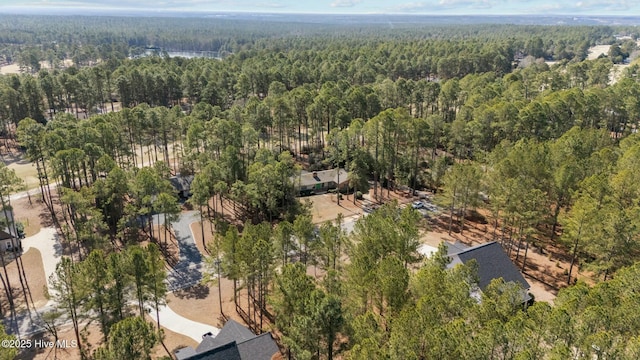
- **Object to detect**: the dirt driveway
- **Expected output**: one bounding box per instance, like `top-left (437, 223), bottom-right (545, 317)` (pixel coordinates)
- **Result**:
top-left (306, 193), bottom-right (362, 224)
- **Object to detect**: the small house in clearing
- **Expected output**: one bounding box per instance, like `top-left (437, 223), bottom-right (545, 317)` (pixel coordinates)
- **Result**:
top-left (169, 174), bottom-right (194, 199)
top-left (447, 241), bottom-right (531, 303)
top-left (291, 168), bottom-right (349, 196)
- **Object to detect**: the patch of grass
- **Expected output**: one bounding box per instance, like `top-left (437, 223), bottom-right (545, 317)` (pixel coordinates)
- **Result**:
top-left (8, 161), bottom-right (40, 192)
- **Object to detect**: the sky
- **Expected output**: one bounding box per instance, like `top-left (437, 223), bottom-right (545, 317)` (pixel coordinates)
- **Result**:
top-left (0, 0), bottom-right (639, 16)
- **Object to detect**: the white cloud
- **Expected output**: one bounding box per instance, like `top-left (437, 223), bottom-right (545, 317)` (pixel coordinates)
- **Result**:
top-left (330, 0), bottom-right (361, 8)
top-left (16, 0), bottom-right (238, 9)
top-left (522, 0), bottom-right (632, 13)
top-left (572, 0), bottom-right (631, 10)
top-left (5, 0), bottom-right (640, 14)
top-left (389, 0), bottom-right (639, 13)
top-left (2, 0), bottom-right (293, 13)
top-left (388, 0), bottom-right (639, 14)
top-left (438, 0), bottom-right (490, 6)
top-left (255, 2), bottom-right (286, 8)
top-left (392, 0), bottom-right (504, 12)
top-left (393, 2), bottom-right (428, 11)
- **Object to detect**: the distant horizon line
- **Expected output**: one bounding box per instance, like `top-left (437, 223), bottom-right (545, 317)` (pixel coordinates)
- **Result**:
top-left (0, 7), bottom-right (638, 18)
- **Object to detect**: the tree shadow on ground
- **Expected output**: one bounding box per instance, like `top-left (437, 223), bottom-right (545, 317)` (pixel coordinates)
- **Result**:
top-left (38, 205), bottom-right (56, 229)
top-left (156, 237), bottom-right (180, 268)
top-left (13, 331), bottom-right (50, 360)
top-left (0, 151), bottom-right (30, 166)
top-left (172, 283), bottom-right (210, 300)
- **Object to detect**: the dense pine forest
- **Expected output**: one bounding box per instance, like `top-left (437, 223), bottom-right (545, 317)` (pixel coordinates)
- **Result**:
top-left (1, 14), bottom-right (640, 359)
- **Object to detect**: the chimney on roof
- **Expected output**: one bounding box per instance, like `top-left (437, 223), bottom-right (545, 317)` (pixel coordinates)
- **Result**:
top-left (312, 172), bottom-right (317, 177)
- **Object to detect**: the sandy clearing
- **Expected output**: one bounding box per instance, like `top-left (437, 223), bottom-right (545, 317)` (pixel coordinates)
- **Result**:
top-left (420, 212), bottom-right (559, 303)
top-left (0, 63), bottom-right (21, 75)
top-left (308, 193), bottom-right (363, 224)
top-left (587, 45), bottom-right (611, 60)
top-left (0, 59), bottom-right (74, 76)
top-left (19, 319), bottom-right (198, 360)
top-left (10, 192), bottom-right (49, 237)
top-left (610, 63), bottom-right (629, 85)
top-left (0, 248), bottom-right (48, 314)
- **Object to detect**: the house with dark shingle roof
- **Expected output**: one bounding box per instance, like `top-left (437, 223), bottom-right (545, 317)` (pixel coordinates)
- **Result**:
top-left (446, 241), bottom-right (531, 302)
top-left (175, 319), bottom-right (281, 360)
top-left (291, 168), bottom-right (349, 196)
top-left (169, 174), bottom-right (195, 199)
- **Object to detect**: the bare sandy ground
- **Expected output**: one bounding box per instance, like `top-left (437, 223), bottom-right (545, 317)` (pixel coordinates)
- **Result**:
top-left (610, 63), bottom-right (629, 84)
top-left (0, 248), bottom-right (48, 313)
top-left (18, 320), bottom-right (197, 360)
top-left (308, 193), bottom-right (363, 224)
top-left (0, 59), bottom-right (74, 75)
top-left (420, 217), bottom-right (561, 304)
top-left (587, 45), bottom-right (611, 60)
top-left (0, 63), bottom-right (21, 75)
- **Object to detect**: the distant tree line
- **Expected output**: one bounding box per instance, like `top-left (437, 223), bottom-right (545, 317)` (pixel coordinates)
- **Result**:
top-left (2, 17), bottom-right (640, 359)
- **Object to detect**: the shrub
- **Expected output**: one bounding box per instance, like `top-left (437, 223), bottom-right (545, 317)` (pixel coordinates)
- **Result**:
top-left (16, 222), bottom-right (25, 239)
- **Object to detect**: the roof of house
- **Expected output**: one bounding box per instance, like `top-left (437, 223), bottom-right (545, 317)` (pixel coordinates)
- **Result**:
top-left (196, 320), bottom-right (255, 353)
top-left (450, 241), bottom-right (530, 290)
top-left (175, 347), bottom-right (198, 360)
top-left (175, 319), bottom-right (280, 360)
top-left (0, 229), bottom-right (13, 241)
top-left (169, 174), bottom-right (194, 192)
top-left (183, 341), bottom-right (242, 360)
top-left (237, 333), bottom-right (281, 360)
top-left (293, 168), bottom-right (349, 188)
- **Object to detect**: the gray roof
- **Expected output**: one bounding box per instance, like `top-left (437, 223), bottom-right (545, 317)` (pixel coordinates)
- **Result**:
top-left (0, 230), bottom-right (13, 241)
top-left (175, 319), bottom-right (280, 360)
top-left (451, 242), bottom-right (530, 290)
top-left (169, 174), bottom-right (194, 192)
top-left (196, 319), bottom-right (255, 353)
top-left (186, 341), bottom-right (242, 360)
top-left (293, 168), bottom-right (349, 188)
top-left (237, 333), bottom-right (280, 360)
top-left (175, 347), bottom-right (197, 360)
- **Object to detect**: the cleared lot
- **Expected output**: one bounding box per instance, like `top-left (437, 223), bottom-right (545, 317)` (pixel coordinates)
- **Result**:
top-left (307, 193), bottom-right (362, 224)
